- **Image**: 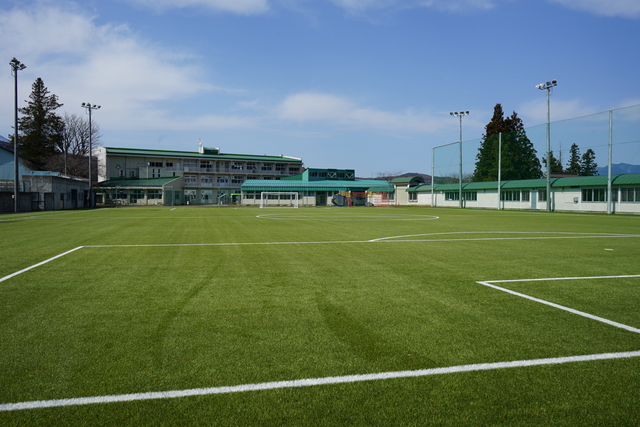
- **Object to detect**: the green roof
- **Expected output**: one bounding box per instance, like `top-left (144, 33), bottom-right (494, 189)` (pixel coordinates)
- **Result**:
top-left (552, 175), bottom-right (609, 187)
top-left (612, 173), bottom-right (640, 185)
top-left (391, 176), bottom-right (424, 184)
top-left (95, 177), bottom-right (181, 188)
top-left (105, 147), bottom-right (302, 163)
top-left (464, 181), bottom-right (502, 190)
top-left (502, 178), bottom-right (552, 189)
top-left (241, 179), bottom-right (392, 192)
top-left (409, 184), bottom-right (432, 192)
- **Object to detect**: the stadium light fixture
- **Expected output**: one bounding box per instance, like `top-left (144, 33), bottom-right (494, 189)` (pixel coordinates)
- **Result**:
top-left (536, 79), bottom-right (557, 212)
top-left (81, 103), bottom-right (101, 208)
top-left (10, 58), bottom-right (26, 213)
top-left (450, 111), bottom-right (469, 209)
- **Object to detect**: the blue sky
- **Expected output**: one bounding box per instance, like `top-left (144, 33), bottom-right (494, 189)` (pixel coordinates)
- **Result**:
top-left (1, 0), bottom-right (639, 176)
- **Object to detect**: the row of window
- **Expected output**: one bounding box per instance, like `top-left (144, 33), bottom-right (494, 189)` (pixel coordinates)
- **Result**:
top-left (582, 187), bottom-right (640, 202)
top-left (309, 171), bottom-right (355, 179)
top-left (441, 188), bottom-right (640, 203)
top-left (111, 189), bottom-right (162, 201)
top-left (183, 175), bottom-right (256, 186)
top-left (148, 160), bottom-right (299, 172)
top-left (444, 191), bottom-right (478, 201)
top-left (443, 189), bottom-right (546, 202)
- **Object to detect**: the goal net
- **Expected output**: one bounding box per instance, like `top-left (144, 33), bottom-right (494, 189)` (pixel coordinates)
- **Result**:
top-left (260, 192), bottom-right (299, 208)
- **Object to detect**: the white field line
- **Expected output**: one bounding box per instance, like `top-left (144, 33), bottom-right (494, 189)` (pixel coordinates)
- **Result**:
top-left (0, 247), bottom-right (83, 284)
top-left (2, 350), bottom-right (639, 412)
top-left (2, 234), bottom-right (637, 282)
top-left (369, 231), bottom-right (639, 242)
top-left (477, 276), bottom-right (640, 334)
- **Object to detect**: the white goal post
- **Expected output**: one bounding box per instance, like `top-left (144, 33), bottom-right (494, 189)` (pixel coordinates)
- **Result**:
top-left (260, 192), bottom-right (299, 208)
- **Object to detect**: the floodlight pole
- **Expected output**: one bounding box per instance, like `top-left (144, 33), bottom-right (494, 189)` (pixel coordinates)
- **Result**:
top-left (81, 103), bottom-right (100, 208)
top-left (10, 58), bottom-right (26, 213)
top-left (536, 80), bottom-right (557, 212)
top-left (450, 111), bottom-right (469, 209)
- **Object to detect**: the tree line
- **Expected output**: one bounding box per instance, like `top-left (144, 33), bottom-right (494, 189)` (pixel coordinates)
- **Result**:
top-left (472, 103), bottom-right (597, 182)
top-left (9, 78), bottom-right (101, 180)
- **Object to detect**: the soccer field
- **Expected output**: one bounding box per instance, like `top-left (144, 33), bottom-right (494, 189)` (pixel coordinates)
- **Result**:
top-left (1, 206), bottom-right (639, 426)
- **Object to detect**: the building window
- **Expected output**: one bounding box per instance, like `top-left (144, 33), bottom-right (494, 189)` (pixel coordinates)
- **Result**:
top-left (217, 176), bottom-right (229, 187)
top-left (621, 187), bottom-right (640, 202)
top-left (464, 191), bottom-right (477, 201)
top-left (149, 161), bottom-right (163, 167)
top-left (184, 189), bottom-right (196, 203)
top-left (582, 188), bottom-right (606, 202)
top-left (231, 162), bottom-right (244, 170)
top-left (201, 190), bottom-right (213, 204)
top-left (184, 175), bottom-right (197, 185)
top-left (232, 176), bottom-right (244, 185)
top-left (522, 190), bottom-right (530, 202)
top-left (200, 160), bottom-right (213, 172)
top-left (500, 190), bottom-right (521, 201)
top-left (184, 160), bottom-right (197, 171)
top-left (247, 162), bottom-right (257, 171)
top-left (148, 190), bottom-right (161, 199)
top-left (201, 175), bottom-right (213, 187)
top-left (538, 189), bottom-right (547, 202)
top-left (130, 170), bottom-right (137, 178)
top-left (131, 189), bottom-right (144, 203)
top-left (445, 191), bottom-right (459, 201)
top-left (261, 164), bottom-right (273, 171)
top-left (409, 192), bottom-right (417, 202)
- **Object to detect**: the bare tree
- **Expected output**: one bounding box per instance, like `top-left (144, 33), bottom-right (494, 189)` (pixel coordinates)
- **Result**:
top-left (375, 170), bottom-right (405, 181)
top-left (45, 112), bottom-right (101, 179)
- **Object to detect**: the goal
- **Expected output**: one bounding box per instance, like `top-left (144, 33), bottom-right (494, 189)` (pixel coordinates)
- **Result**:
top-left (259, 192), bottom-right (299, 208)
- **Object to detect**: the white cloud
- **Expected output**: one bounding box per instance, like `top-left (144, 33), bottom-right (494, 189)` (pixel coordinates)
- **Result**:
top-left (125, 0), bottom-right (270, 14)
top-left (519, 98), bottom-right (599, 124)
top-left (0, 5), bottom-right (253, 133)
top-left (277, 92), bottom-right (446, 133)
top-left (548, 0), bottom-right (640, 18)
top-left (327, 0), bottom-right (497, 13)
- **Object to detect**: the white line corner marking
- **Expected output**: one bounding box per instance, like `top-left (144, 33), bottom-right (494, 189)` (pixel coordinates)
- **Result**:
top-left (477, 275), bottom-right (640, 334)
top-left (1, 350), bottom-right (639, 412)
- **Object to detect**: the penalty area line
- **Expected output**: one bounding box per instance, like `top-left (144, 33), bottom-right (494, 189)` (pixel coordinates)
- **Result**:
top-left (478, 277), bottom-right (640, 334)
top-left (1, 350), bottom-right (640, 412)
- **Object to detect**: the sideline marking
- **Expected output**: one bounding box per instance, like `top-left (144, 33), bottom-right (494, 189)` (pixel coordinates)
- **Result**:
top-left (0, 247), bottom-right (83, 284)
top-left (478, 275), bottom-right (640, 334)
top-left (1, 350), bottom-right (639, 412)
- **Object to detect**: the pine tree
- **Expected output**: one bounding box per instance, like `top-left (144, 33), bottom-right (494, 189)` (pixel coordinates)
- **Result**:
top-left (566, 143), bottom-right (581, 174)
top-left (581, 148), bottom-right (598, 176)
top-left (542, 150), bottom-right (563, 174)
top-left (473, 104), bottom-right (542, 182)
top-left (11, 78), bottom-right (64, 165)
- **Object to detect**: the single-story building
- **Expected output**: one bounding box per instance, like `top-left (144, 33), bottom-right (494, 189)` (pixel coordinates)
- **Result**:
top-left (407, 174), bottom-right (640, 214)
top-left (241, 168), bottom-right (394, 207)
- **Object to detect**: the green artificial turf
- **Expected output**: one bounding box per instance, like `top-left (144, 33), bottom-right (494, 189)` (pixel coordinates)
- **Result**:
top-left (0, 206), bottom-right (639, 425)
